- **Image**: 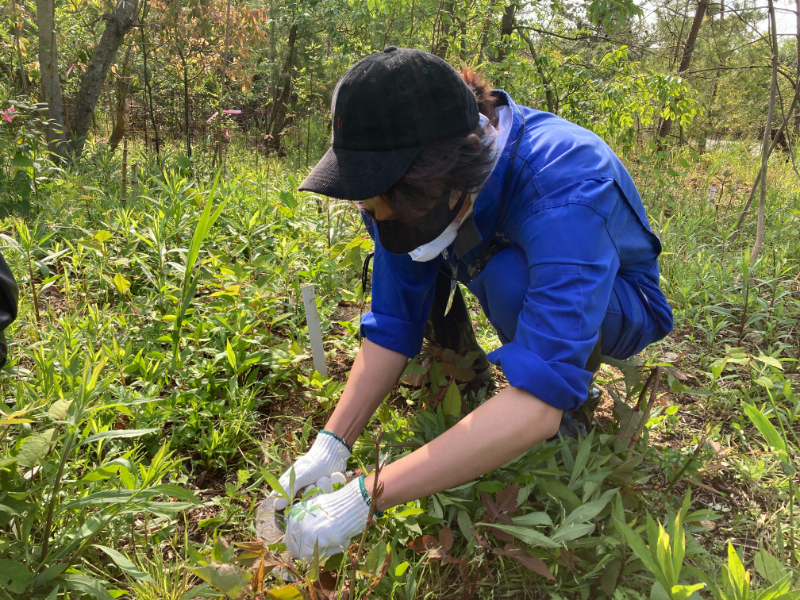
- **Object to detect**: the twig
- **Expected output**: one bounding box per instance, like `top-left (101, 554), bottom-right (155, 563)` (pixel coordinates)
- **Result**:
top-left (348, 426), bottom-right (385, 596)
top-left (627, 367), bottom-right (662, 461)
top-left (730, 57), bottom-right (800, 243)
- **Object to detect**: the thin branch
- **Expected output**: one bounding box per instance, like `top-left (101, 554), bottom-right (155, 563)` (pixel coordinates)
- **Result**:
top-left (515, 24), bottom-right (592, 42)
top-left (730, 52), bottom-right (800, 242)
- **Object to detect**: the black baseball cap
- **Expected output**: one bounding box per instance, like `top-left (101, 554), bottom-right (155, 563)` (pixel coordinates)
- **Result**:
top-left (298, 47), bottom-right (479, 200)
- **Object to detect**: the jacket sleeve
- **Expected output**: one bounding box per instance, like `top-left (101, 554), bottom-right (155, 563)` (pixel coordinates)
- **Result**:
top-left (0, 252), bottom-right (19, 368)
top-left (487, 181), bottom-right (620, 411)
top-left (359, 239), bottom-right (442, 358)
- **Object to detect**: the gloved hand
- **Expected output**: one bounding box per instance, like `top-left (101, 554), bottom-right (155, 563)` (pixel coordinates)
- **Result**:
top-left (270, 430), bottom-right (351, 510)
top-left (285, 476), bottom-right (379, 561)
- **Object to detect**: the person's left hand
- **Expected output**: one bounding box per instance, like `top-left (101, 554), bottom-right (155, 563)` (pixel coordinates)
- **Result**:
top-left (284, 477), bottom-right (375, 561)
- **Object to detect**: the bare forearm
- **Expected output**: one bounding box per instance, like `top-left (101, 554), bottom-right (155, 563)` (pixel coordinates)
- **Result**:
top-left (325, 338), bottom-right (408, 447)
top-left (365, 386), bottom-right (562, 510)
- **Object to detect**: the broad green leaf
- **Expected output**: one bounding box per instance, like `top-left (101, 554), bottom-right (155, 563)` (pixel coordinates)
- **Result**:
top-left (94, 230), bottom-right (113, 243)
top-left (189, 563), bottom-right (252, 597)
top-left (512, 512), bottom-right (553, 527)
top-left (755, 355), bottom-right (784, 370)
top-left (32, 563), bottom-right (68, 588)
top-left (259, 467), bottom-right (289, 502)
top-left (79, 464), bottom-right (123, 483)
top-left (226, 339), bottom-right (236, 370)
top-left (17, 428), bottom-right (58, 468)
top-left (613, 516), bottom-right (667, 590)
top-left (113, 273), bottom-right (130, 295)
top-left (673, 512), bottom-right (686, 583)
top-left (754, 548), bottom-right (786, 586)
top-left (78, 428), bottom-right (159, 447)
top-left (177, 583), bottom-right (218, 600)
top-left (12, 151), bottom-right (33, 169)
top-left (0, 418), bottom-right (34, 425)
top-left (0, 559), bottom-right (34, 593)
top-left (562, 496), bottom-right (611, 527)
top-left (58, 573), bottom-right (115, 600)
top-left (457, 509), bottom-right (474, 542)
top-left (656, 523), bottom-right (675, 587)
top-left (401, 360), bottom-right (427, 377)
top-left (48, 399), bottom-right (72, 420)
top-left (726, 542), bottom-right (750, 599)
top-left (474, 523), bottom-right (560, 548)
top-left (266, 585), bottom-right (304, 599)
top-left (570, 430), bottom-right (594, 485)
top-left (651, 581), bottom-right (671, 600)
top-left (442, 381), bottom-right (461, 417)
top-left (394, 508), bottom-right (424, 518)
top-left (742, 403), bottom-right (786, 455)
top-left (753, 574), bottom-right (793, 600)
top-left (94, 545), bottom-right (155, 583)
top-left (551, 522), bottom-right (595, 543)
top-left (672, 584), bottom-right (706, 600)
top-left (141, 484), bottom-right (200, 503)
top-left (61, 490), bottom-right (135, 510)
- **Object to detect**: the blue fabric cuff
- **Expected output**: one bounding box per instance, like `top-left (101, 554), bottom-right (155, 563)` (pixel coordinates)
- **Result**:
top-left (358, 475), bottom-right (384, 518)
top-left (359, 311), bottom-right (425, 358)
top-left (488, 344), bottom-right (592, 412)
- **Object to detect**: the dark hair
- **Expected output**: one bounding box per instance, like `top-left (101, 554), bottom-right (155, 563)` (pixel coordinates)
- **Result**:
top-left (380, 68), bottom-right (499, 222)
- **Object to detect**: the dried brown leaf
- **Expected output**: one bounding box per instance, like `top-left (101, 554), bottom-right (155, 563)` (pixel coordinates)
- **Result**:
top-left (664, 367), bottom-right (690, 381)
top-left (439, 526), bottom-right (454, 553)
top-left (313, 572), bottom-right (338, 600)
top-left (409, 535), bottom-right (440, 554)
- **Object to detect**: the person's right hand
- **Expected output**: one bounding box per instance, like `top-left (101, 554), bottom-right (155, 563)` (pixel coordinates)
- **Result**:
top-left (270, 430), bottom-right (351, 510)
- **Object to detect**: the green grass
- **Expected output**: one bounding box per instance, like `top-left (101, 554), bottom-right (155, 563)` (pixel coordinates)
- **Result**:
top-left (0, 138), bottom-right (799, 599)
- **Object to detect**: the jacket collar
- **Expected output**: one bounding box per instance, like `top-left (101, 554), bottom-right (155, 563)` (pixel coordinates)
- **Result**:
top-left (471, 90), bottom-right (524, 240)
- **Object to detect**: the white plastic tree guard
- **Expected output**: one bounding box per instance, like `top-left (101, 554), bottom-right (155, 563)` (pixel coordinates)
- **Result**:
top-left (301, 284), bottom-right (327, 377)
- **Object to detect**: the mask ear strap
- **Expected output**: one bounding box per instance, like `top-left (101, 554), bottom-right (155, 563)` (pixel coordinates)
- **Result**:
top-left (450, 188), bottom-right (469, 215)
top-left (491, 105), bottom-right (526, 234)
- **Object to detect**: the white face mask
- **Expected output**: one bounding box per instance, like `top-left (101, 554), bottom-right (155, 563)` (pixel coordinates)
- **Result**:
top-left (408, 217), bottom-right (463, 262)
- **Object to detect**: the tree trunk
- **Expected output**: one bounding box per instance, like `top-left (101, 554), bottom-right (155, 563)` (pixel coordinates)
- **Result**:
top-left (796, 0), bottom-right (800, 134)
top-left (266, 21), bottom-right (297, 155)
top-left (139, 5), bottom-right (160, 158)
top-left (13, 0), bottom-right (26, 89)
top-left (69, 0), bottom-right (139, 157)
top-left (495, 4), bottom-right (516, 63)
top-left (657, 0), bottom-right (709, 145)
top-left (108, 44), bottom-right (132, 150)
top-left (215, 0), bottom-right (232, 167)
top-left (35, 0), bottom-right (67, 156)
top-left (749, 0), bottom-right (779, 265)
top-left (432, 1), bottom-right (455, 58)
top-left (182, 50), bottom-right (191, 159)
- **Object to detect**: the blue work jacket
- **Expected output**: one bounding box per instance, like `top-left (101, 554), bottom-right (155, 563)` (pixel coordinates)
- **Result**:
top-left (359, 91), bottom-right (673, 411)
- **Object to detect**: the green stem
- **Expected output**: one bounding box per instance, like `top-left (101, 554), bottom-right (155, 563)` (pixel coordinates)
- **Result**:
top-left (40, 428), bottom-right (75, 564)
top-left (27, 252), bottom-right (41, 337)
top-left (790, 479), bottom-right (796, 567)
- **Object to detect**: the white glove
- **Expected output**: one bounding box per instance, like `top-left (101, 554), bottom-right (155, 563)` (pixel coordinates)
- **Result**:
top-left (285, 476), bottom-right (380, 561)
top-left (270, 431), bottom-right (351, 510)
